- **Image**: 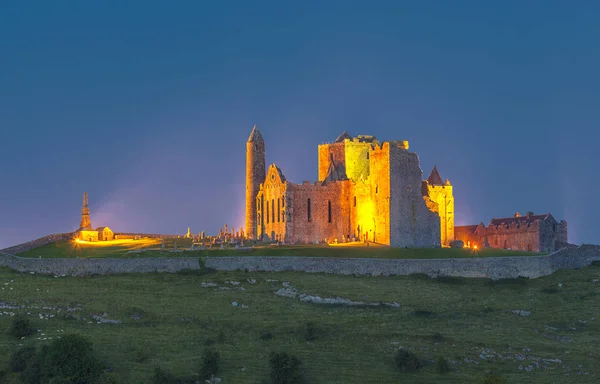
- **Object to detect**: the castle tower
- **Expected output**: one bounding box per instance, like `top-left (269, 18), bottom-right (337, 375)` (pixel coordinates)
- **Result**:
top-left (79, 192), bottom-right (92, 230)
top-left (245, 125), bottom-right (266, 240)
top-left (424, 166), bottom-right (454, 246)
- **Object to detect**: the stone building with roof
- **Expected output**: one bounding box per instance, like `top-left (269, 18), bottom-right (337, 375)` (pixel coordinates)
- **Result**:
top-left (74, 192), bottom-right (113, 242)
top-left (455, 212), bottom-right (568, 253)
top-left (244, 125), bottom-right (454, 247)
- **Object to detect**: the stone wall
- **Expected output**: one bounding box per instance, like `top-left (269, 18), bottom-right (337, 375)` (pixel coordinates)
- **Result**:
top-left (387, 143), bottom-right (440, 247)
top-left (205, 245), bottom-right (600, 280)
top-left (0, 253), bottom-right (201, 276)
top-left (0, 233), bottom-right (74, 255)
top-left (1, 245), bottom-right (599, 280)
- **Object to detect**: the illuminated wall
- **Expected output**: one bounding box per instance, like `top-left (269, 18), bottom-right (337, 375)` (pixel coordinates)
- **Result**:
top-left (256, 164), bottom-right (288, 242)
top-left (425, 182), bottom-right (454, 246)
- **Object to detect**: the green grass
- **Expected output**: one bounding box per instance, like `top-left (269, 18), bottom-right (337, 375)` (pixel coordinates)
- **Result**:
top-left (1, 265), bottom-right (599, 383)
top-left (16, 240), bottom-right (542, 259)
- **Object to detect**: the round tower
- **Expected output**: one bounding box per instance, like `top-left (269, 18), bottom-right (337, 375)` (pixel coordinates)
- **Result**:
top-left (245, 125), bottom-right (266, 240)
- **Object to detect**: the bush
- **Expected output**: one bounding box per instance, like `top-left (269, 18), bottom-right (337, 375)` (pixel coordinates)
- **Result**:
top-left (436, 357), bottom-right (451, 373)
top-left (394, 349), bottom-right (421, 373)
top-left (269, 352), bottom-right (306, 384)
top-left (9, 346), bottom-right (37, 372)
top-left (96, 372), bottom-right (126, 384)
top-left (9, 315), bottom-right (35, 339)
top-left (260, 331), bottom-right (274, 340)
top-left (200, 349), bottom-right (220, 380)
top-left (217, 329), bottom-right (226, 343)
top-left (304, 322), bottom-right (318, 341)
top-left (482, 372), bottom-right (505, 383)
top-left (541, 286), bottom-right (559, 294)
top-left (39, 334), bottom-right (103, 383)
top-left (151, 366), bottom-right (176, 384)
top-left (431, 332), bottom-right (444, 343)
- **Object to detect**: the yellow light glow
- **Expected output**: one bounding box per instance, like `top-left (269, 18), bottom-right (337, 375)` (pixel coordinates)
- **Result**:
top-left (75, 238), bottom-right (81, 243)
top-left (473, 245), bottom-right (478, 250)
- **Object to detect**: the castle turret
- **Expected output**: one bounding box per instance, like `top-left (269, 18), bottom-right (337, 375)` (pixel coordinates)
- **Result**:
top-left (245, 125), bottom-right (266, 240)
top-left (424, 166), bottom-right (454, 246)
top-left (79, 192), bottom-right (92, 230)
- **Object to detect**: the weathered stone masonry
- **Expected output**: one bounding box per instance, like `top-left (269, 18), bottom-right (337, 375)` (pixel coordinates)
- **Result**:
top-left (251, 129), bottom-right (448, 247)
top-left (1, 245), bottom-right (599, 280)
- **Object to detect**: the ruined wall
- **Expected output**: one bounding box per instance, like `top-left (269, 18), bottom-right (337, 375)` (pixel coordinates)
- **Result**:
top-left (426, 183), bottom-right (454, 246)
top-left (344, 139), bottom-right (372, 182)
top-left (387, 143), bottom-right (440, 247)
top-left (257, 164), bottom-right (288, 242)
top-left (317, 142), bottom-right (346, 181)
top-left (487, 222), bottom-right (540, 252)
top-left (454, 225), bottom-right (486, 248)
top-left (286, 180), bottom-right (352, 244)
top-left (539, 219), bottom-right (568, 253)
top-left (362, 144), bottom-right (390, 244)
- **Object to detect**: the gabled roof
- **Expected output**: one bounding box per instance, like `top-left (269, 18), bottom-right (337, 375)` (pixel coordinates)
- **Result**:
top-left (266, 164), bottom-right (286, 184)
top-left (427, 165), bottom-right (444, 185)
top-left (489, 212), bottom-right (553, 226)
top-left (247, 124), bottom-right (264, 144)
top-left (334, 131), bottom-right (352, 143)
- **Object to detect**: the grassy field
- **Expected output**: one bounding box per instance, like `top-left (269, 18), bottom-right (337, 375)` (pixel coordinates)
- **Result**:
top-left (1, 264), bottom-right (599, 383)
top-left (16, 239), bottom-right (541, 259)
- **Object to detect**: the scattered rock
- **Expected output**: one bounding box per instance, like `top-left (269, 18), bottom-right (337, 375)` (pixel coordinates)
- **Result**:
top-left (247, 279), bottom-right (256, 284)
top-left (511, 310), bottom-right (531, 317)
top-left (201, 282), bottom-right (217, 288)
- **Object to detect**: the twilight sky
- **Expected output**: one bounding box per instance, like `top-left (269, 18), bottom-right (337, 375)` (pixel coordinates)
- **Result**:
top-left (1, 1), bottom-right (598, 248)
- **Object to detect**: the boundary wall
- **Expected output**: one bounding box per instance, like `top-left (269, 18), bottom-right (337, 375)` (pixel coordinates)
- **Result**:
top-left (0, 245), bottom-right (599, 279)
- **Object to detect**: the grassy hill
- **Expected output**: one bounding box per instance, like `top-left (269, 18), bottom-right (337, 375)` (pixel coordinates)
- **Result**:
top-left (1, 264), bottom-right (598, 383)
top-left (15, 239), bottom-right (541, 259)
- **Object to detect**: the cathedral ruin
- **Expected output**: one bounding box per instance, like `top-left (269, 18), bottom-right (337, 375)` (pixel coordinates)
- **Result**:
top-left (245, 126), bottom-right (453, 247)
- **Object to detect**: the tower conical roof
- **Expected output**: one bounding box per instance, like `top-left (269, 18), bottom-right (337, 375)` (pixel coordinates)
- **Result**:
top-left (247, 124), bottom-right (264, 144)
top-left (427, 165), bottom-right (444, 185)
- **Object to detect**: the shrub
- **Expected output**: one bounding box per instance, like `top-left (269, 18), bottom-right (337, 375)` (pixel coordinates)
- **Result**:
top-left (541, 286), bottom-right (559, 294)
top-left (151, 366), bottom-right (176, 384)
top-left (482, 372), bottom-right (505, 384)
top-left (435, 276), bottom-right (467, 285)
top-left (436, 357), bottom-right (451, 373)
top-left (412, 310), bottom-right (435, 318)
top-left (96, 372), bottom-right (126, 384)
top-left (260, 331), bottom-right (274, 340)
top-left (217, 329), bottom-right (226, 343)
top-left (394, 349), bottom-right (421, 373)
top-left (20, 358), bottom-right (42, 384)
top-left (200, 349), bottom-right (220, 380)
top-left (9, 315), bottom-right (35, 339)
top-left (39, 334), bottom-right (103, 383)
top-left (431, 332), bottom-right (444, 343)
top-left (9, 346), bottom-right (37, 372)
top-left (204, 338), bottom-right (216, 346)
top-left (269, 352), bottom-right (306, 384)
top-left (304, 321), bottom-right (318, 341)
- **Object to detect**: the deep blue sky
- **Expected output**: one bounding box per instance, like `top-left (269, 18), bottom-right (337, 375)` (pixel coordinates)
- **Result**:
top-left (1, 1), bottom-right (598, 248)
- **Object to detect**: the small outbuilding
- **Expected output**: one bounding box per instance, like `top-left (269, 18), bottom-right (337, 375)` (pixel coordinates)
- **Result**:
top-left (96, 227), bottom-right (114, 241)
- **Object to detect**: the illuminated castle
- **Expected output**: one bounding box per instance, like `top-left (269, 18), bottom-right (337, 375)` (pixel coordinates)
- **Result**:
top-left (245, 126), bottom-right (454, 247)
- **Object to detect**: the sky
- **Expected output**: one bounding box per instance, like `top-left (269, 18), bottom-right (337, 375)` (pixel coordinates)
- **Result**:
top-left (1, 0), bottom-right (598, 248)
